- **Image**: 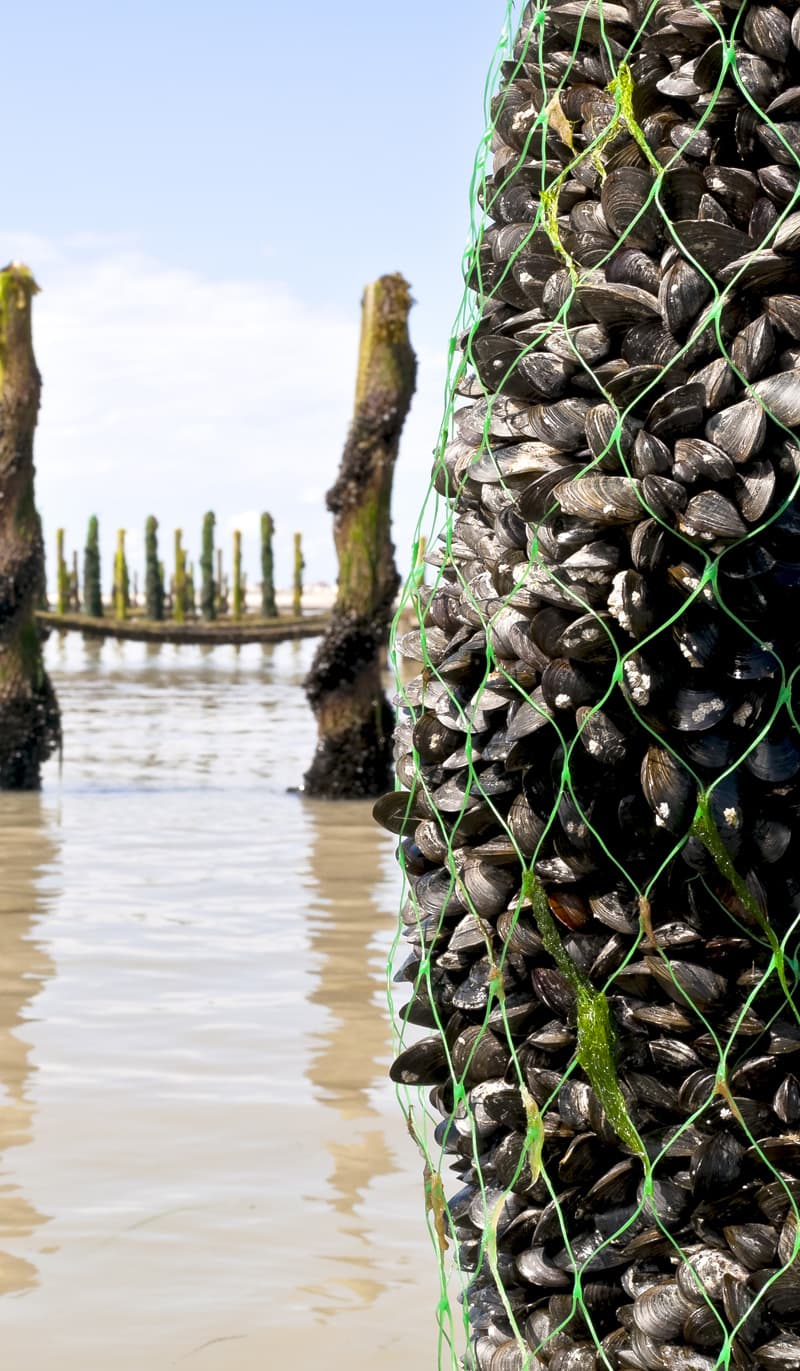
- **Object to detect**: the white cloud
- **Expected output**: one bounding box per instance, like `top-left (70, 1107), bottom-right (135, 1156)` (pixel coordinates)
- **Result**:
top-left (27, 237), bottom-right (449, 592)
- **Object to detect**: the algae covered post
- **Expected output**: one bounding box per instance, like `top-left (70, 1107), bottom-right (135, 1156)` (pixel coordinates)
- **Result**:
top-left (200, 511), bottom-right (216, 621)
top-left (83, 515), bottom-right (103, 618)
top-left (55, 529), bottom-right (69, 614)
top-left (378, 8), bottom-right (800, 1369)
top-left (232, 529), bottom-right (243, 620)
top-left (113, 529), bottom-right (128, 621)
top-left (304, 274), bottom-right (416, 798)
top-left (173, 529), bottom-right (186, 624)
top-left (261, 512), bottom-right (277, 618)
top-left (0, 264), bottom-right (60, 787)
top-left (145, 515), bottom-right (164, 621)
top-left (185, 561), bottom-right (197, 618)
top-left (216, 549), bottom-right (224, 614)
top-left (292, 532), bottom-right (304, 618)
top-left (70, 550), bottom-right (80, 611)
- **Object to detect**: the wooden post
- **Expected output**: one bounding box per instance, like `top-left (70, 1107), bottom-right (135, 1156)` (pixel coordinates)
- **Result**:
top-left (186, 561), bottom-right (197, 618)
top-left (261, 512), bottom-right (278, 618)
top-left (0, 264), bottom-right (60, 787)
top-left (56, 528), bottom-right (69, 614)
top-left (70, 550), bottom-right (80, 610)
top-left (293, 532), bottom-right (304, 618)
top-left (232, 530), bottom-right (243, 620)
top-left (174, 530), bottom-right (185, 624)
top-left (145, 515), bottom-right (164, 620)
top-left (114, 529), bottom-right (128, 621)
top-left (83, 515), bottom-right (103, 617)
top-left (200, 512), bottom-right (216, 620)
top-left (303, 273), bottom-right (416, 797)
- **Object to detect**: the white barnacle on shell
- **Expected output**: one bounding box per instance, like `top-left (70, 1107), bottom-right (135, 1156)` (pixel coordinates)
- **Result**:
top-left (691, 696), bottom-right (724, 724)
top-left (623, 660), bottom-right (651, 704)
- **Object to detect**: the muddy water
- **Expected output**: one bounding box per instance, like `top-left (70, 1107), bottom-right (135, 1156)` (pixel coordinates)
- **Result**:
top-left (0, 634), bottom-right (444, 1369)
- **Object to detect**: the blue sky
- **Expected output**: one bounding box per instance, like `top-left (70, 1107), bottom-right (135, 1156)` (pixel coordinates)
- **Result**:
top-left (3, 1), bottom-right (517, 591)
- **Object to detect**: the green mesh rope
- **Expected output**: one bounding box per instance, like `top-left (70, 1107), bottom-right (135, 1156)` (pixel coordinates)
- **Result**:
top-left (380, 3), bottom-right (800, 1370)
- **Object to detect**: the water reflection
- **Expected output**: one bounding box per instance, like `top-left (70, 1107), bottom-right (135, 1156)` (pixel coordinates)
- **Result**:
top-left (304, 799), bottom-right (396, 1308)
top-left (82, 636), bottom-right (104, 669)
top-left (0, 794), bottom-right (56, 1294)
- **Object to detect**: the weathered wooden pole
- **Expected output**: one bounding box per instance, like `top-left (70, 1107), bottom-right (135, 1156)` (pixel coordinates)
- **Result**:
top-left (186, 561), bottom-right (197, 618)
top-left (304, 273), bottom-right (416, 797)
top-left (70, 550), bottom-right (80, 611)
top-left (0, 264), bottom-right (60, 788)
top-left (292, 533), bottom-right (304, 618)
top-left (113, 529), bottom-right (128, 621)
top-left (173, 530), bottom-right (185, 624)
top-left (55, 529), bottom-right (69, 614)
top-left (83, 515), bottom-right (103, 617)
top-left (261, 513), bottom-right (277, 618)
top-left (232, 530), bottom-right (243, 620)
top-left (145, 515), bottom-right (163, 620)
top-left (200, 512), bottom-right (216, 621)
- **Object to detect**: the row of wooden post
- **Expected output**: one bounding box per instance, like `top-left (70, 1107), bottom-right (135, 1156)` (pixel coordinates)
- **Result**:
top-left (53, 515), bottom-right (306, 622)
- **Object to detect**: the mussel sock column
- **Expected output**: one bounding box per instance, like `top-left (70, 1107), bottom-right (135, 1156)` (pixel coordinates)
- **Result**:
top-left (0, 264), bottom-right (60, 788)
top-left (378, 5), bottom-right (800, 1369)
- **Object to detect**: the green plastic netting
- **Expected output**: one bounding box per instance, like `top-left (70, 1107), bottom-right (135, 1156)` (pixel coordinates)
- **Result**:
top-left (377, 2), bottom-right (800, 1370)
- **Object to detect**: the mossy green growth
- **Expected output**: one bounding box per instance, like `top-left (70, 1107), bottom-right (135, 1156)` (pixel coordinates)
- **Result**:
top-left (14, 476), bottom-right (38, 543)
top-left (523, 870), bottom-right (646, 1159)
top-left (0, 615), bottom-right (46, 698)
top-left (293, 532), bottom-right (304, 618)
top-left (354, 275), bottom-right (413, 411)
top-left (0, 264), bottom-right (39, 391)
top-left (692, 793), bottom-right (791, 1006)
top-left (83, 515), bottom-right (103, 618)
top-left (232, 530), bottom-right (243, 620)
top-left (520, 1086), bottom-right (545, 1185)
top-left (335, 484), bottom-right (389, 613)
top-left (261, 512), bottom-right (277, 618)
top-left (538, 62), bottom-right (659, 281)
top-left (607, 61), bottom-right (662, 174)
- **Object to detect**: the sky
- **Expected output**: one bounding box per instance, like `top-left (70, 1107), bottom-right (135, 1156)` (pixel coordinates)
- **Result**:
top-left (2, 0), bottom-right (518, 592)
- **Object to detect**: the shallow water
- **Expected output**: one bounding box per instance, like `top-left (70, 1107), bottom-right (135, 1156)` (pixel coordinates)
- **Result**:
top-left (0, 634), bottom-right (443, 1369)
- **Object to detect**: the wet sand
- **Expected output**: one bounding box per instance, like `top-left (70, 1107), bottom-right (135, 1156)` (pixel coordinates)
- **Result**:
top-left (0, 635), bottom-right (446, 1369)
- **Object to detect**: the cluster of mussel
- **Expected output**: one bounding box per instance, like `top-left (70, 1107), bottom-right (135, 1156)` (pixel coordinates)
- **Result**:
top-left (378, 1), bottom-right (800, 1368)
